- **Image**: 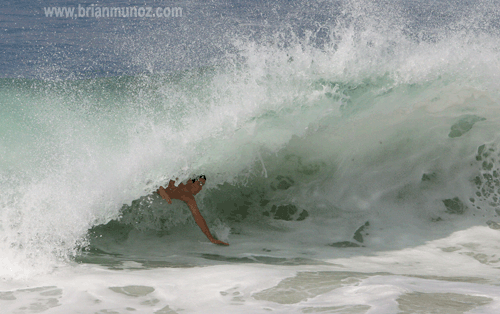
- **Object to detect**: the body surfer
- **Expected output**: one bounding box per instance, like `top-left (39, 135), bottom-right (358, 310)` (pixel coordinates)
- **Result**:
top-left (157, 175), bottom-right (229, 245)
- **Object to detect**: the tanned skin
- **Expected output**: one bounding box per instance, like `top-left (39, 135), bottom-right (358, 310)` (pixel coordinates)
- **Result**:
top-left (157, 177), bottom-right (229, 245)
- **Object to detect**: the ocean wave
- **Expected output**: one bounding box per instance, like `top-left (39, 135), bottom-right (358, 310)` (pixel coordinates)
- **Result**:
top-left (3, 1), bottom-right (500, 277)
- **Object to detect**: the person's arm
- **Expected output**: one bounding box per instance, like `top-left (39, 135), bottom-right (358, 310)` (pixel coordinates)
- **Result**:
top-left (167, 180), bottom-right (176, 189)
top-left (185, 198), bottom-right (229, 245)
top-left (157, 186), bottom-right (172, 204)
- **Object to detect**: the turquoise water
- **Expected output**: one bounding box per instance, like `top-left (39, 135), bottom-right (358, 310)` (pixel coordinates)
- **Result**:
top-left (3, 0), bottom-right (500, 312)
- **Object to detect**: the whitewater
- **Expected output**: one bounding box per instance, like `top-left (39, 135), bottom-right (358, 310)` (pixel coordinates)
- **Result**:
top-left (3, 0), bottom-right (500, 313)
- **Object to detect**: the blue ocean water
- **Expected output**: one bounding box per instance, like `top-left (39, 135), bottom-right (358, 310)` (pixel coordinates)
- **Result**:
top-left (3, 1), bottom-right (500, 313)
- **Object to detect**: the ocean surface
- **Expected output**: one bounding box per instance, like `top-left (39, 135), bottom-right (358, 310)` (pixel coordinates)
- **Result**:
top-left (3, 0), bottom-right (500, 313)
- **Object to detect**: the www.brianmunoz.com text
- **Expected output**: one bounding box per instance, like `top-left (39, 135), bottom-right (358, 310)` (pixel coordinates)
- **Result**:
top-left (43, 4), bottom-right (183, 18)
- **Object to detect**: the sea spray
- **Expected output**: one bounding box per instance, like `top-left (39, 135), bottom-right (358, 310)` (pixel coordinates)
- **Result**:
top-left (3, 0), bottom-right (500, 278)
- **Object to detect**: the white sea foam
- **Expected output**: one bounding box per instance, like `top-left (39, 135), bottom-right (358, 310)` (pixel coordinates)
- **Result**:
top-left (3, 1), bottom-right (500, 312)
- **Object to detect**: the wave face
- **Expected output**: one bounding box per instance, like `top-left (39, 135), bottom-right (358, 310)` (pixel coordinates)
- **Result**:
top-left (3, 0), bottom-right (500, 278)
